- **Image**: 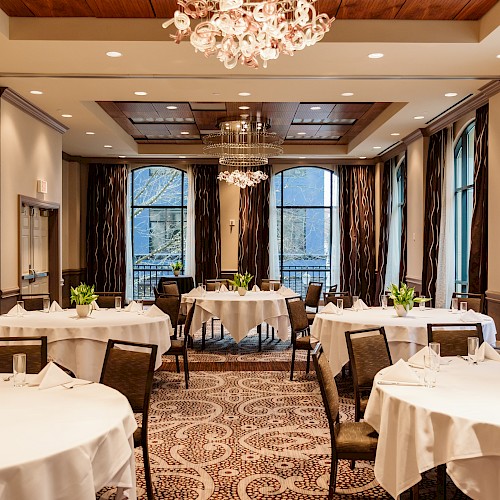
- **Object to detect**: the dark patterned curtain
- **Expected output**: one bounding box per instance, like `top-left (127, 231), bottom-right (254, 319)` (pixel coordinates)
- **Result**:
top-left (87, 163), bottom-right (128, 293)
top-left (238, 166), bottom-right (270, 286)
top-left (193, 165), bottom-right (221, 286)
top-left (399, 154), bottom-right (408, 283)
top-left (468, 104), bottom-right (489, 294)
top-left (375, 158), bottom-right (393, 304)
top-left (339, 165), bottom-right (376, 305)
top-left (422, 129), bottom-right (448, 299)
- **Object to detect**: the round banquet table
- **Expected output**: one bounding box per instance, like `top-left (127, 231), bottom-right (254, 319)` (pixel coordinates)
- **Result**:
top-left (364, 358), bottom-right (500, 499)
top-left (182, 291), bottom-right (291, 343)
top-left (0, 376), bottom-right (137, 500)
top-left (311, 307), bottom-right (497, 376)
top-left (0, 309), bottom-right (172, 381)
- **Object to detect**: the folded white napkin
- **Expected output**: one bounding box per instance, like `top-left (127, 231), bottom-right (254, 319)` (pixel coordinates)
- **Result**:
top-left (378, 359), bottom-right (421, 385)
top-left (186, 286), bottom-right (203, 297)
top-left (408, 346), bottom-right (451, 368)
top-left (30, 362), bottom-right (74, 390)
top-left (353, 298), bottom-right (369, 311)
top-left (6, 304), bottom-right (26, 317)
top-left (476, 342), bottom-right (500, 362)
top-left (91, 300), bottom-right (100, 310)
top-left (277, 286), bottom-right (296, 297)
top-left (124, 300), bottom-right (141, 312)
top-left (460, 310), bottom-right (484, 322)
top-left (219, 284), bottom-right (229, 292)
top-left (49, 301), bottom-right (63, 312)
top-left (321, 302), bottom-right (339, 314)
top-left (252, 284), bottom-right (260, 292)
top-left (145, 304), bottom-right (166, 318)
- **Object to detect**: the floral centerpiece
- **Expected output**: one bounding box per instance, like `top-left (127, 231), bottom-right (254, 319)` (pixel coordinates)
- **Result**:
top-left (171, 261), bottom-right (183, 276)
top-left (70, 283), bottom-right (98, 317)
top-left (388, 282), bottom-right (430, 317)
top-left (229, 272), bottom-right (253, 296)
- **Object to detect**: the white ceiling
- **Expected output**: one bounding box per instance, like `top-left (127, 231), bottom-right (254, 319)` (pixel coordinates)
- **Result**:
top-left (0, 4), bottom-right (499, 160)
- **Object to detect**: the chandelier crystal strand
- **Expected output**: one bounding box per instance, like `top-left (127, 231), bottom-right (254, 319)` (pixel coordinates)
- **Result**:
top-left (162, 0), bottom-right (335, 69)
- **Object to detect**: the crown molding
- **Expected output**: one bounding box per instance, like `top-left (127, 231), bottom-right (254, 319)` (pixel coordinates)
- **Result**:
top-left (402, 128), bottom-right (424, 146)
top-left (0, 88), bottom-right (68, 134)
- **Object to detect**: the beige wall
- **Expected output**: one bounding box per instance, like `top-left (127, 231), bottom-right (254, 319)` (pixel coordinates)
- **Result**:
top-left (0, 98), bottom-right (63, 292)
top-left (219, 178), bottom-right (240, 271)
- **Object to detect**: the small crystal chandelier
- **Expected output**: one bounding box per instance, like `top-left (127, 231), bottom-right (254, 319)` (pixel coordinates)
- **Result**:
top-left (217, 168), bottom-right (269, 188)
top-left (162, 0), bottom-right (335, 69)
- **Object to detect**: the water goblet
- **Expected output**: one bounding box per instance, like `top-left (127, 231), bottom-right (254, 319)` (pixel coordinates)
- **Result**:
top-left (424, 351), bottom-right (438, 388)
top-left (13, 353), bottom-right (27, 387)
top-left (460, 301), bottom-right (468, 313)
top-left (451, 298), bottom-right (459, 312)
top-left (467, 337), bottom-right (479, 364)
top-left (336, 298), bottom-right (343, 315)
top-left (381, 295), bottom-right (388, 310)
top-left (16, 300), bottom-right (24, 317)
top-left (429, 342), bottom-right (440, 371)
top-left (419, 296), bottom-right (426, 311)
top-left (43, 297), bottom-right (50, 313)
top-left (136, 299), bottom-right (143, 314)
top-left (115, 296), bottom-right (122, 311)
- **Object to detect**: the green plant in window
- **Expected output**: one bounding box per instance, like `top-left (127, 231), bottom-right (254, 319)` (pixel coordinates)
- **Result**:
top-left (170, 261), bottom-right (183, 271)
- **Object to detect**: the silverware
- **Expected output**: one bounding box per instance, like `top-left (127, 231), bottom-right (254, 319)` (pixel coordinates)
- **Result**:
top-left (62, 381), bottom-right (94, 389)
top-left (2, 375), bottom-right (12, 381)
top-left (377, 380), bottom-right (423, 386)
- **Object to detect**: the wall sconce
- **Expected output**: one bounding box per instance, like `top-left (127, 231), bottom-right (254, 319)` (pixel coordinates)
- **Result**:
top-left (229, 219), bottom-right (235, 233)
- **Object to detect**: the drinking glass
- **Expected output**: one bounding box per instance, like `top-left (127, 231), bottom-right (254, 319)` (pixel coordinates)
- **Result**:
top-left (336, 298), bottom-right (343, 315)
top-left (228, 284), bottom-right (233, 292)
top-left (201, 284), bottom-right (207, 295)
top-left (460, 301), bottom-right (468, 312)
top-left (468, 337), bottom-right (479, 364)
top-left (215, 282), bottom-right (221, 293)
top-left (419, 296), bottom-right (426, 311)
top-left (429, 342), bottom-right (440, 371)
top-left (43, 297), bottom-right (50, 313)
top-left (136, 299), bottom-right (143, 314)
top-left (451, 297), bottom-right (459, 312)
top-left (424, 351), bottom-right (438, 387)
top-left (269, 282), bottom-right (275, 292)
top-left (115, 296), bottom-right (122, 311)
top-left (13, 353), bottom-right (26, 387)
top-left (16, 301), bottom-right (24, 317)
top-left (381, 295), bottom-right (388, 310)
top-left (352, 295), bottom-right (359, 310)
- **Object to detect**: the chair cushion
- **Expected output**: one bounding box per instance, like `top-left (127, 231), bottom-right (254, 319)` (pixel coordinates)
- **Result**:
top-left (133, 426), bottom-right (142, 448)
top-left (307, 312), bottom-right (316, 325)
top-left (296, 335), bottom-right (313, 349)
top-left (336, 422), bottom-right (378, 454)
top-left (166, 339), bottom-right (184, 355)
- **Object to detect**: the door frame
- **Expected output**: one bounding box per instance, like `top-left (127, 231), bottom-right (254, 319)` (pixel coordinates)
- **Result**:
top-left (19, 195), bottom-right (61, 303)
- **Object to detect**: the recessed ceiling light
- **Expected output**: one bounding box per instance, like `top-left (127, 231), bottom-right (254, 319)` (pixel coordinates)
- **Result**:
top-left (359, 156), bottom-right (367, 159)
top-left (179, 156), bottom-right (186, 159)
top-left (118, 155), bottom-right (126, 158)
top-left (390, 133), bottom-right (400, 136)
top-left (238, 92), bottom-right (251, 96)
top-left (368, 53), bottom-right (384, 59)
top-left (299, 156), bottom-right (306, 159)
top-left (444, 92), bottom-right (458, 97)
top-left (239, 106), bottom-right (250, 110)
top-left (297, 132), bottom-right (307, 135)
top-left (212, 92), bottom-right (221, 96)
top-left (497, 54), bottom-right (500, 59)
top-left (341, 92), bottom-right (354, 97)
top-left (180, 131), bottom-right (190, 135)
top-left (104, 145), bottom-right (113, 148)
top-left (61, 114), bottom-right (72, 118)
top-left (106, 51), bottom-right (122, 58)
top-left (414, 115), bottom-right (425, 120)
top-left (373, 146), bottom-right (382, 149)
top-left (85, 131), bottom-right (95, 135)
top-left (310, 106), bottom-right (321, 110)
top-left (134, 91), bottom-right (147, 96)
top-left (30, 90), bottom-right (43, 95)
top-left (166, 105), bottom-right (177, 110)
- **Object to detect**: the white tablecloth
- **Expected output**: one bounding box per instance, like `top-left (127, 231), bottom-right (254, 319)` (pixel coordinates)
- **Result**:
top-left (0, 376), bottom-right (137, 500)
top-left (182, 291), bottom-right (290, 343)
top-left (364, 358), bottom-right (500, 499)
top-left (311, 307), bottom-right (497, 376)
top-left (0, 310), bottom-right (172, 381)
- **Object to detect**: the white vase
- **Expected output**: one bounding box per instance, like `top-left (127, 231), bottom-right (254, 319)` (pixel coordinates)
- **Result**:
top-left (394, 304), bottom-right (409, 317)
top-left (237, 287), bottom-right (247, 296)
top-left (76, 304), bottom-right (91, 318)
top-left (174, 270), bottom-right (180, 276)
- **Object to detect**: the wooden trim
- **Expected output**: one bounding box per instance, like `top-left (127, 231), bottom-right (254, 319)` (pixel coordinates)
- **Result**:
top-left (62, 267), bottom-right (86, 276)
top-left (406, 277), bottom-right (422, 294)
top-left (377, 142), bottom-right (406, 163)
top-left (0, 88), bottom-right (68, 134)
top-left (0, 287), bottom-right (21, 298)
top-left (19, 195), bottom-right (60, 211)
top-left (402, 128), bottom-right (424, 146)
top-left (0, 287), bottom-right (21, 314)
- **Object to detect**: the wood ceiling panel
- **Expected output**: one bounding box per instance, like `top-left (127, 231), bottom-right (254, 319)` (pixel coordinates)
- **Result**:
top-left (262, 102), bottom-right (300, 137)
top-left (149, 0), bottom-right (177, 18)
top-left (152, 102), bottom-right (193, 120)
top-left (225, 102), bottom-right (263, 118)
top-left (318, 124), bottom-right (352, 134)
top-left (116, 102), bottom-right (159, 121)
top-left (294, 103), bottom-right (335, 120)
top-left (454, 0), bottom-right (498, 20)
top-left (22, 0), bottom-right (94, 16)
top-left (192, 110), bottom-right (227, 130)
top-left (85, 0), bottom-right (155, 17)
top-left (287, 124), bottom-right (322, 138)
top-left (134, 123), bottom-right (170, 136)
top-left (0, 0), bottom-right (34, 16)
top-left (395, 0), bottom-right (469, 20)
top-left (165, 123), bottom-right (200, 137)
top-left (315, 0), bottom-right (342, 17)
top-left (335, 0), bottom-right (406, 19)
top-left (328, 103), bottom-right (372, 119)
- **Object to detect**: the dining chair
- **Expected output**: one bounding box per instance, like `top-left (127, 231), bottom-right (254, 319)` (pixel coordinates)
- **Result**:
top-left (260, 279), bottom-right (281, 340)
top-left (285, 296), bottom-right (315, 380)
top-left (323, 291), bottom-right (353, 309)
top-left (161, 298), bottom-right (195, 389)
top-left (312, 343), bottom-right (378, 498)
top-left (0, 336), bottom-right (48, 373)
top-left (162, 281), bottom-right (180, 296)
top-left (451, 292), bottom-right (485, 313)
top-left (19, 293), bottom-right (50, 311)
top-left (100, 339), bottom-right (158, 500)
top-left (95, 291), bottom-right (123, 309)
top-left (345, 327), bottom-right (392, 422)
top-left (328, 284), bottom-right (338, 293)
top-left (305, 281), bottom-right (323, 325)
top-left (427, 323), bottom-right (484, 357)
top-left (155, 286), bottom-right (186, 336)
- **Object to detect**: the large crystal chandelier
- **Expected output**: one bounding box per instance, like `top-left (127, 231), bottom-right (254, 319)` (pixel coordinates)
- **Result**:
top-left (162, 0), bottom-right (335, 69)
top-left (204, 119), bottom-right (283, 187)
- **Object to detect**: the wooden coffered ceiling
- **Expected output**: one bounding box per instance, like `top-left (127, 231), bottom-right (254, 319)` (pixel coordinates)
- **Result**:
top-left (98, 101), bottom-right (391, 146)
top-left (0, 0), bottom-right (496, 20)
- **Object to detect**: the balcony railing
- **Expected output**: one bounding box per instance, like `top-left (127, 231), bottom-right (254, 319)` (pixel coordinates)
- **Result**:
top-left (280, 265), bottom-right (331, 297)
top-left (133, 264), bottom-right (175, 299)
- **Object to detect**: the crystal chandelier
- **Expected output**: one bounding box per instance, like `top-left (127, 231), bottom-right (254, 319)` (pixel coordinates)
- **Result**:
top-left (162, 0), bottom-right (335, 69)
top-left (217, 168), bottom-right (269, 188)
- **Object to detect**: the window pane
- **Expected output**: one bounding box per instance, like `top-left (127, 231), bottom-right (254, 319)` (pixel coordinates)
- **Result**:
top-left (282, 167), bottom-right (330, 206)
top-left (133, 166), bottom-right (184, 206)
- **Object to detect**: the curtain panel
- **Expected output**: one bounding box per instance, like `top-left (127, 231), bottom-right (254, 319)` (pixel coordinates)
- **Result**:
top-left (422, 129), bottom-right (448, 301)
top-left (399, 154), bottom-right (408, 283)
top-left (193, 165), bottom-right (221, 286)
top-left (339, 165), bottom-right (376, 305)
top-left (468, 104), bottom-right (489, 295)
top-left (238, 165), bottom-right (271, 286)
top-left (375, 159), bottom-right (393, 304)
top-left (87, 163), bottom-right (128, 294)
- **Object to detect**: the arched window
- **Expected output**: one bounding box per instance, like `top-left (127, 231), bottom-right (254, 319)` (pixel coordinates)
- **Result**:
top-left (130, 166), bottom-right (187, 299)
top-left (454, 123), bottom-right (475, 293)
top-left (273, 166), bottom-right (339, 296)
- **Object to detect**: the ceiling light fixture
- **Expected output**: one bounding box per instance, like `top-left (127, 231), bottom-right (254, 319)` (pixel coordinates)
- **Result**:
top-left (205, 119), bottom-right (283, 187)
top-left (104, 145), bottom-right (113, 148)
top-left (444, 92), bottom-right (458, 97)
top-left (359, 156), bottom-right (367, 159)
top-left (239, 106), bottom-right (250, 110)
top-left (86, 131), bottom-right (95, 135)
top-left (390, 133), bottom-right (400, 136)
top-left (180, 131), bottom-right (190, 135)
top-left (106, 51), bottom-right (122, 58)
top-left (162, 0), bottom-right (334, 69)
top-left (238, 92), bottom-right (251, 97)
top-left (373, 146), bottom-right (382, 149)
top-left (61, 114), bottom-right (72, 118)
top-left (368, 52), bottom-right (384, 59)
top-left (297, 132), bottom-right (307, 135)
top-left (341, 92), bottom-right (354, 96)
top-left (134, 91), bottom-right (148, 96)
top-left (414, 115), bottom-right (425, 120)
top-left (166, 105), bottom-right (178, 109)
top-left (310, 106), bottom-right (321, 110)
top-left (30, 90), bottom-right (43, 95)
top-left (118, 155), bottom-right (126, 158)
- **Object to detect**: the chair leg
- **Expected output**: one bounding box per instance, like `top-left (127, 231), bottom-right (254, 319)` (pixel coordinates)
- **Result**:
top-left (183, 351), bottom-right (189, 389)
top-left (257, 324), bottom-right (262, 351)
top-left (175, 355), bottom-right (180, 373)
top-left (142, 442), bottom-right (154, 500)
top-left (266, 323), bottom-right (269, 339)
top-left (436, 464), bottom-right (446, 500)
top-left (211, 318), bottom-right (215, 338)
top-left (272, 327), bottom-right (275, 341)
top-left (409, 482), bottom-right (419, 499)
top-left (202, 323), bottom-right (206, 351)
top-left (221, 324), bottom-right (224, 339)
top-left (329, 457), bottom-right (338, 498)
top-left (350, 460), bottom-right (355, 470)
top-left (290, 346), bottom-right (296, 381)
top-left (306, 350), bottom-right (310, 373)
